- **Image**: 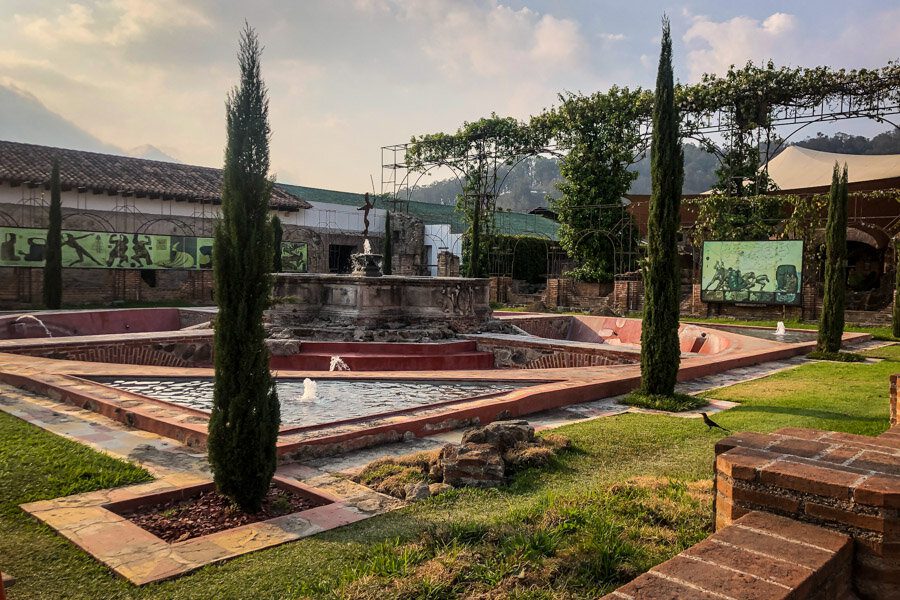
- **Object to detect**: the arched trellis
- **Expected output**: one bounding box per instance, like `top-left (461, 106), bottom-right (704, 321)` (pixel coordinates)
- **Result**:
top-left (0, 210), bottom-right (19, 228)
top-left (383, 61), bottom-right (900, 280)
top-left (569, 223), bottom-right (638, 279)
top-left (61, 211), bottom-right (115, 233)
top-left (135, 216), bottom-right (196, 237)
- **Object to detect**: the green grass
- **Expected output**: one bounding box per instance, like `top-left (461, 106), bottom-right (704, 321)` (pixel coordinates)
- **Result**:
top-left (681, 315), bottom-right (898, 342)
top-left (621, 392), bottom-right (707, 412)
top-left (806, 350), bottom-right (867, 362)
top-left (1, 345), bottom-right (896, 599)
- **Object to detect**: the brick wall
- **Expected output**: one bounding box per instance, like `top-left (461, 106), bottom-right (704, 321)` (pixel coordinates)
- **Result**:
top-left (2, 333), bottom-right (213, 367)
top-left (891, 374), bottom-right (898, 427)
top-left (472, 336), bottom-right (639, 369)
top-left (602, 511), bottom-right (852, 600)
top-left (715, 426), bottom-right (900, 599)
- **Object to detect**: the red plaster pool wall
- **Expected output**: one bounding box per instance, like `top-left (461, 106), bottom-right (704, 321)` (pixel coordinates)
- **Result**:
top-left (0, 308), bottom-right (183, 339)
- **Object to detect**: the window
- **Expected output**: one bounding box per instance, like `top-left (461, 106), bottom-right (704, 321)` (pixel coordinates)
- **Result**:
top-left (328, 244), bottom-right (355, 274)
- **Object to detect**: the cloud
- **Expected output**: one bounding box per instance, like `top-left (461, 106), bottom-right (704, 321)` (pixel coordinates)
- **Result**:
top-left (14, 0), bottom-right (211, 48)
top-left (402, 1), bottom-right (585, 79)
top-left (683, 13), bottom-right (796, 78)
top-left (683, 12), bottom-right (797, 79)
top-left (682, 8), bottom-right (900, 83)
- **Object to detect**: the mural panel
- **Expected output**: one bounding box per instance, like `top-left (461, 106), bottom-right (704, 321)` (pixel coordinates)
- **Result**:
top-left (701, 240), bottom-right (804, 305)
top-left (0, 227), bottom-right (307, 272)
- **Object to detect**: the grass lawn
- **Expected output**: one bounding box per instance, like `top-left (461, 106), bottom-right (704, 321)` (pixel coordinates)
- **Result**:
top-left (682, 315), bottom-right (898, 342)
top-left (1, 345), bottom-right (896, 599)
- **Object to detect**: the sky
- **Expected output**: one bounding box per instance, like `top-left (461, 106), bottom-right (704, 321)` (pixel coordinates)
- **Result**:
top-left (0, 0), bottom-right (898, 192)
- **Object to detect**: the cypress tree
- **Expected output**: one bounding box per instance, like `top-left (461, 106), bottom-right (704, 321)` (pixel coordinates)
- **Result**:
top-left (43, 158), bottom-right (63, 309)
top-left (817, 163), bottom-right (848, 353)
top-left (640, 16), bottom-right (683, 396)
top-left (208, 24), bottom-right (279, 513)
top-left (893, 240), bottom-right (900, 339)
top-left (382, 211), bottom-right (393, 275)
top-left (272, 214), bottom-right (283, 272)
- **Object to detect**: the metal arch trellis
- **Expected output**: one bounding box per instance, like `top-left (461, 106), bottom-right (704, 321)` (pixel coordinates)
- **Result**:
top-left (381, 68), bottom-right (900, 279)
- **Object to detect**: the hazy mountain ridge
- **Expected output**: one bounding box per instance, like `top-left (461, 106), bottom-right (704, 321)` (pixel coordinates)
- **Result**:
top-left (409, 131), bottom-right (900, 213)
top-left (0, 84), bottom-right (179, 163)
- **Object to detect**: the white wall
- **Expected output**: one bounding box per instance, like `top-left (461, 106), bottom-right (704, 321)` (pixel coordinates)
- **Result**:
top-left (424, 223), bottom-right (462, 275)
top-left (0, 184), bottom-right (384, 235)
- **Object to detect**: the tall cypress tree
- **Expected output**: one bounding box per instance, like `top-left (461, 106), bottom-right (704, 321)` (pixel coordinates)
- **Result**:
top-left (43, 158), bottom-right (63, 309)
top-left (893, 240), bottom-right (900, 339)
top-left (640, 17), bottom-right (683, 396)
top-left (382, 211), bottom-right (393, 275)
top-left (272, 214), bottom-right (283, 272)
top-left (817, 163), bottom-right (848, 353)
top-left (208, 24), bottom-right (279, 513)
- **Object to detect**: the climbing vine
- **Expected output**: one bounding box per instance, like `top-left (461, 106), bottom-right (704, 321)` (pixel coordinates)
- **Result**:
top-left (403, 60), bottom-right (899, 275)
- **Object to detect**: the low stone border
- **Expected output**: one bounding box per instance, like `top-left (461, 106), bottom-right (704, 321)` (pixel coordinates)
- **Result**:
top-left (21, 469), bottom-right (400, 585)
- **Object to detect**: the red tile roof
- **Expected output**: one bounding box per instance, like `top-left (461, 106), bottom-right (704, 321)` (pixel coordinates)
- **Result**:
top-left (0, 140), bottom-right (311, 211)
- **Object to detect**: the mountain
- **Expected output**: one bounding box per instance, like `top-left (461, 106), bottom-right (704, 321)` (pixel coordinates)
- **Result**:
top-left (0, 83), bottom-right (179, 163)
top-left (127, 144), bottom-right (180, 163)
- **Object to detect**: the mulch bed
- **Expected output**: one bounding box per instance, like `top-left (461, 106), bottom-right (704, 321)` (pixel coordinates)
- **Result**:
top-left (121, 483), bottom-right (327, 543)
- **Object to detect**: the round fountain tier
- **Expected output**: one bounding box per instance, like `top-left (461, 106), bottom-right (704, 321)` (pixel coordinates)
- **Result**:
top-left (266, 272), bottom-right (494, 342)
top-left (350, 252), bottom-right (384, 277)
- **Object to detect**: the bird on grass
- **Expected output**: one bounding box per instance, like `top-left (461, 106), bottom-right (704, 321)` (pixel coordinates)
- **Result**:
top-left (701, 412), bottom-right (729, 433)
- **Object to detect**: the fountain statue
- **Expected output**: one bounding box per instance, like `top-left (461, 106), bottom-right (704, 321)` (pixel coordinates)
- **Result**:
top-left (350, 238), bottom-right (383, 278)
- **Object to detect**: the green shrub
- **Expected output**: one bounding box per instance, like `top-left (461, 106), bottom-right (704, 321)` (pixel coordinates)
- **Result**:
top-left (622, 391), bottom-right (707, 412)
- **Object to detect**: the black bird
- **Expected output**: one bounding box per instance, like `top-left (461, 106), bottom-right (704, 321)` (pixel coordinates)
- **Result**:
top-left (701, 412), bottom-right (729, 432)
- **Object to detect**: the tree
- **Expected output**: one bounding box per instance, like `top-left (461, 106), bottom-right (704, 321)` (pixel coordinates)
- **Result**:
top-left (549, 88), bottom-right (647, 281)
top-left (208, 24), bottom-right (280, 513)
top-left (43, 158), bottom-right (63, 309)
top-left (382, 211), bottom-right (393, 275)
top-left (817, 163), bottom-right (848, 353)
top-left (640, 17), bottom-right (683, 397)
top-left (272, 214), bottom-right (283, 272)
top-left (894, 241), bottom-right (900, 339)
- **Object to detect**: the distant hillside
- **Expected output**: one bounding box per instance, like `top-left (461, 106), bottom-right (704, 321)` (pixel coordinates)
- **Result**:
top-left (406, 130), bottom-right (899, 212)
top-left (791, 129), bottom-right (900, 155)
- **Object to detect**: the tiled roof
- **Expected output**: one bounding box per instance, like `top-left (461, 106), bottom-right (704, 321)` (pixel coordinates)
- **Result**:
top-left (277, 183), bottom-right (559, 240)
top-left (0, 140), bottom-right (311, 211)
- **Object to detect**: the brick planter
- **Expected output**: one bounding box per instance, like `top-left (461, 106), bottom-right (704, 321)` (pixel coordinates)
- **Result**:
top-left (715, 427), bottom-right (900, 599)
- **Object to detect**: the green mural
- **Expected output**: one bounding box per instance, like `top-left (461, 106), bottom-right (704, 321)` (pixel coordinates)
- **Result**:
top-left (280, 241), bottom-right (308, 273)
top-left (701, 240), bottom-right (804, 305)
top-left (0, 227), bottom-right (307, 272)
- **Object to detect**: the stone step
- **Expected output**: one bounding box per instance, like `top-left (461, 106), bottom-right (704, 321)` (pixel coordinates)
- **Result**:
top-left (602, 511), bottom-right (852, 600)
top-left (271, 351), bottom-right (495, 371)
top-left (296, 340), bottom-right (479, 356)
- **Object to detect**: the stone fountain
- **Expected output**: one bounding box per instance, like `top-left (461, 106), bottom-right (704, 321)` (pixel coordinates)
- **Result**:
top-left (266, 239), bottom-right (495, 343)
top-left (350, 239), bottom-right (383, 278)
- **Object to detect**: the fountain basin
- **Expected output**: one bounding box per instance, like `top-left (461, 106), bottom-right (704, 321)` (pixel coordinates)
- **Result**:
top-left (92, 377), bottom-right (530, 428)
top-left (268, 273), bottom-right (492, 339)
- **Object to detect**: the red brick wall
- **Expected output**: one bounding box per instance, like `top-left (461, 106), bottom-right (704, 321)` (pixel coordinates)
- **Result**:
top-left (715, 427), bottom-right (900, 599)
top-left (5, 334), bottom-right (213, 367)
top-left (0, 267), bottom-right (214, 308)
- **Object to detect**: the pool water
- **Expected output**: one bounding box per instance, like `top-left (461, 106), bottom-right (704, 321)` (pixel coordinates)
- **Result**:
top-left (703, 325), bottom-right (819, 343)
top-left (94, 378), bottom-right (529, 428)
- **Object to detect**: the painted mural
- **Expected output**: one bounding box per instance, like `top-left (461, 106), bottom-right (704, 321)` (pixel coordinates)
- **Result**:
top-left (0, 227), bottom-right (307, 272)
top-left (701, 240), bottom-right (804, 305)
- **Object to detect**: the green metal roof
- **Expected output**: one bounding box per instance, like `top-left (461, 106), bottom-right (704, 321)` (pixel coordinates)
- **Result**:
top-left (277, 183), bottom-right (559, 240)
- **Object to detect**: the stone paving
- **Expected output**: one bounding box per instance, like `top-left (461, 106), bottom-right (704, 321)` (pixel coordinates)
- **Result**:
top-left (0, 338), bottom-right (884, 585)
